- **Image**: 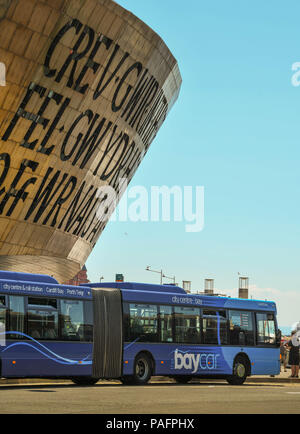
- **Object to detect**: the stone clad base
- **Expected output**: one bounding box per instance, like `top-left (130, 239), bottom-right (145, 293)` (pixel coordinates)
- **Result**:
top-left (0, 255), bottom-right (80, 282)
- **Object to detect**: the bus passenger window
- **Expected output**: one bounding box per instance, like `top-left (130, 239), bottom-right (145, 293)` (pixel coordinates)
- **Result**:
top-left (9, 296), bottom-right (25, 339)
top-left (159, 306), bottom-right (173, 343)
top-left (60, 300), bottom-right (85, 341)
top-left (129, 304), bottom-right (158, 342)
top-left (202, 310), bottom-right (227, 345)
top-left (0, 295), bottom-right (6, 342)
top-left (202, 311), bottom-right (218, 345)
top-left (256, 313), bottom-right (276, 345)
top-left (27, 298), bottom-right (58, 340)
top-left (83, 301), bottom-right (93, 342)
top-left (228, 310), bottom-right (254, 346)
top-left (174, 307), bottom-right (201, 344)
top-left (123, 303), bottom-right (130, 341)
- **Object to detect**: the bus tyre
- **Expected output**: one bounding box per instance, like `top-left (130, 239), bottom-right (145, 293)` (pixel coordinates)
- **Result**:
top-left (133, 353), bottom-right (152, 385)
top-left (71, 377), bottom-right (99, 386)
top-left (173, 376), bottom-right (193, 384)
top-left (226, 356), bottom-right (248, 385)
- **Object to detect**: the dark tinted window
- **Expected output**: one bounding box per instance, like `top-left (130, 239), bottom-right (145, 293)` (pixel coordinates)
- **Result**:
top-left (229, 310), bottom-right (254, 346)
top-left (9, 296), bottom-right (25, 339)
top-left (60, 299), bottom-right (85, 341)
top-left (128, 304), bottom-right (158, 342)
top-left (0, 295), bottom-right (6, 344)
top-left (159, 305), bottom-right (173, 343)
top-left (174, 307), bottom-right (201, 344)
top-left (28, 297), bottom-right (57, 308)
top-left (123, 303), bottom-right (130, 341)
top-left (28, 298), bottom-right (58, 340)
top-left (83, 301), bottom-right (93, 342)
top-left (202, 310), bottom-right (227, 345)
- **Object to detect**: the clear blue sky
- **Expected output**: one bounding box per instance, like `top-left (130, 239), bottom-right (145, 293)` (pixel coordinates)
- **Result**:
top-left (86, 0), bottom-right (300, 328)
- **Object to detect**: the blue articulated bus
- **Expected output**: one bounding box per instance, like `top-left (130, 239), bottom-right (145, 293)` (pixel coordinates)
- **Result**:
top-left (0, 271), bottom-right (281, 385)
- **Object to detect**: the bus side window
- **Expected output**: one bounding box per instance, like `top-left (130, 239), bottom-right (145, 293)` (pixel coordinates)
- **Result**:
top-left (129, 304), bottom-right (158, 343)
top-left (9, 296), bottom-right (25, 339)
top-left (0, 295), bottom-right (6, 344)
top-left (228, 310), bottom-right (254, 346)
top-left (202, 310), bottom-right (218, 345)
top-left (60, 299), bottom-right (85, 341)
top-left (256, 312), bottom-right (276, 345)
top-left (123, 303), bottom-right (130, 341)
top-left (159, 305), bottom-right (173, 343)
top-left (202, 310), bottom-right (227, 345)
top-left (83, 300), bottom-right (93, 342)
top-left (174, 307), bottom-right (201, 344)
top-left (27, 297), bottom-right (58, 340)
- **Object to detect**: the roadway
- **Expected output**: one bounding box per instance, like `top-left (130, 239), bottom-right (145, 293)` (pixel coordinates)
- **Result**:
top-left (1, 378), bottom-right (300, 414)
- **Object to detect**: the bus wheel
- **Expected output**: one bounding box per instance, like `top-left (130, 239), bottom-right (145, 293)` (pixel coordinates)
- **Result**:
top-left (71, 377), bottom-right (100, 386)
top-left (133, 353), bottom-right (152, 385)
top-left (173, 376), bottom-right (193, 384)
top-left (226, 356), bottom-right (248, 385)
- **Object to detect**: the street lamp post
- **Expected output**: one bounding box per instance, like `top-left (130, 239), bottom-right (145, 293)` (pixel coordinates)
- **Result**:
top-left (145, 267), bottom-right (175, 285)
top-left (145, 266), bottom-right (163, 284)
top-left (162, 273), bottom-right (176, 285)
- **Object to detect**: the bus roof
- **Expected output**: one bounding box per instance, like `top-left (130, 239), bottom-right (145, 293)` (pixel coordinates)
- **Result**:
top-left (0, 270), bottom-right (58, 284)
top-left (0, 270), bottom-right (92, 299)
top-left (84, 281), bottom-right (186, 294)
top-left (84, 281), bottom-right (277, 312)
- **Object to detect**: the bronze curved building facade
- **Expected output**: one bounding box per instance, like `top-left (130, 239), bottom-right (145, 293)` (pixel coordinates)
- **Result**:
top-left (0, 0), bottom-right (182, 282)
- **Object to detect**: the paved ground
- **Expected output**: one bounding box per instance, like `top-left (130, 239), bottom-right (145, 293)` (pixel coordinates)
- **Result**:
top-left (1, 378), bottom-right (300, 414)
top-left (248, 367), bottom-right (300, 383)
top-left (0, 368), bottom-right (299, 414)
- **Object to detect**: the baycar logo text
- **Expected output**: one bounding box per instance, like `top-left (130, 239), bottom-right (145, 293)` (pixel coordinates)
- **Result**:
top-left (174, 349), bottom-right (220, 373)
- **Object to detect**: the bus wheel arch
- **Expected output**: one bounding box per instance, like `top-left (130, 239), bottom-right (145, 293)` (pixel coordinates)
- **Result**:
top-left (133, 351), bottom-right (155, 384)
top-left (226, 353), bottom-right (251, 385)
